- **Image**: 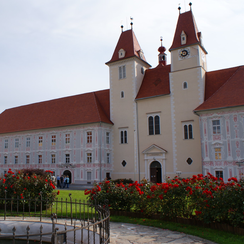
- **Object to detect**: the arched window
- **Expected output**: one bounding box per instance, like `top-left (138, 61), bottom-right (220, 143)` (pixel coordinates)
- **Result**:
top-left (121, 91), bottom-right (124, 98)
top-left (189, 124), bottom-right (193, 139)
top-left (155, 115), bottom-right (160, 134)
top-left (148, 116), bottom-right (154, 135)
top-left (183, 81), bottom-right (188, 89)
top-left (183, 123), bottom-right (193, 139)
top-left (148, 115), bottom-right (160, 135)
top-left (184, 125), bottom-right (188, 139)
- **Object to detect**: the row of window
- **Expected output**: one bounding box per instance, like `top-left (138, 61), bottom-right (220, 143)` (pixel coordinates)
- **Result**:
top-left (3, 152), bottom-right (111, 164)
top-left (3, 132), bottom-right (111, 149)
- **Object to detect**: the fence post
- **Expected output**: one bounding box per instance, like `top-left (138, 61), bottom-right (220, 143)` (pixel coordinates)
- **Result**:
top-left (51, 213), bottom-right (57, 244)
top-left (4, 190), bottom-right (7, 220)
top-left (69, 193), bottom-right (73, 225)
top-left (40, 191), bottom-right (43, 222)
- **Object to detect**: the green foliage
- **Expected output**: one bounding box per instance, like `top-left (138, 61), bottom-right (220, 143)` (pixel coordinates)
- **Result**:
top-left (86, 174), bottom-right (244, 227)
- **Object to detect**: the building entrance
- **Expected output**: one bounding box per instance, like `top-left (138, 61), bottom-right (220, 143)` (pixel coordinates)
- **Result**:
top-left (63, 170), bottom-right (72, 184)
top-left (150, 161), bottom-right (162, 183)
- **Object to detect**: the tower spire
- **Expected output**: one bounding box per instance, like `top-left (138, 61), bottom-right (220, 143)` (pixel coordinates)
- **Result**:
top-left (178, 4), bottom-right (181, 14)
top-left (158, 36), bottom-right (167, 66)
top-left (189, 2), bottom-right (192, 11)
top-left (130, 17), bottom-right (133, 29)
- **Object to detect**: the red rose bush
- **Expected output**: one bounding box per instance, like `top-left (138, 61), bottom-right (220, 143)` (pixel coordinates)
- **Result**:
top-left (0, 169), bottom-right (58, 210)
top-left (86, 173), bottom-right (244, 227)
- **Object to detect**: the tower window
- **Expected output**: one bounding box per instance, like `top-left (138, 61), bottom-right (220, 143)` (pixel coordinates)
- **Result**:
top-left (121, 91), bottom-right (124, 98)
top-left (183, 81), bottom-right (188, 89)
top-left (148, 115), bottom-right (160, 135)
top-left (120, 130), bottom-right (128, 144)
top-left (119, 65), bottom-right (126, 79)
top-left (183, 123), bottom-right (193, 139)
top-left (141, 67), bottom-right (144, 74)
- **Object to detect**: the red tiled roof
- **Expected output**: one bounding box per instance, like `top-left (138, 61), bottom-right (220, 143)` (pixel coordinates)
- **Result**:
top-left (136, 64), bottom-right (171, 100)
top-left (195, 66), bottom-right (244, 112)
top-left (0, 89), bottom-right (112, 134)
top-left (106, 29), bottom-right (150, 66)
top-left (169, 10), bottom-right (205, 52)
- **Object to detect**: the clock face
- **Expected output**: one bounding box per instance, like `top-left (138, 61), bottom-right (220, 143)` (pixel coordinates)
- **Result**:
top-left (179, 48), bottom-right (190, 59)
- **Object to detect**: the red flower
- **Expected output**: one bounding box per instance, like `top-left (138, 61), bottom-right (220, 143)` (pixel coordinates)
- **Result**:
top-left (195, 210), bottom-right (202, 215)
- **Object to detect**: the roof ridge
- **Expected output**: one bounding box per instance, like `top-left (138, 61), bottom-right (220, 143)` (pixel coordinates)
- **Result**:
top-left (200, 66), bottom-right (242, 106)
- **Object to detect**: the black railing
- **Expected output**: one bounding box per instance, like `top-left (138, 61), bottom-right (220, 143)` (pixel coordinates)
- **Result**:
top-left (0, 192), bottom-right (110, 244)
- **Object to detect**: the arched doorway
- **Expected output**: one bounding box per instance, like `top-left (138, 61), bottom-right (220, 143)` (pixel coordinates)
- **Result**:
top-left (63, 170), bottom-right (72, 184)
top-left (150, 161), bottom-right (162, 183)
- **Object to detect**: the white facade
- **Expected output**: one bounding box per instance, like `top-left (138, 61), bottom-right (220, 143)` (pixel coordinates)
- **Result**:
top-left (0, 123), bottom-right (113, 183)
top-left (198, 107), bottom-right (244, 181)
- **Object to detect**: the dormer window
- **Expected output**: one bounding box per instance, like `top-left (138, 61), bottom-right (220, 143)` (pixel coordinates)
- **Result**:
top-left (181, 31), bottom-right (187, 45)
top-left (118, 49), bottom-right (126, 58)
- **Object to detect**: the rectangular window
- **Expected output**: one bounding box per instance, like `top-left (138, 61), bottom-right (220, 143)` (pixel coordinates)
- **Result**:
top-left (119, 65), bottom-right (126, 79)
top-left (4, 156), bottom-right (7, 164)
top-left (38, 155), bottom-right (42, 164)
top-left (14, 155), bottom-right (18, 164)
top-left (106, 153), bottom-right (110, 164)
top-left (215, 148), bottom-right (222, 160)
top-left (4, 139), bottom-right (8, 149)
top-left (26, 155), bottom-right (30, 164)
top-left (15, 138), bottom-right (19, 148)
top-left (26, 137), bottom-right (30, 147)
top-left (51, 135), bottom-right (56, 146)
top-left (38, 136), bottom-right (43, 147)
top-left (87, 131), bottom-right (92, 143)
top-left (65, 154), bottom-right (70, 164)
top-left (87, 172), bottom-right (91, 181)
top-left (65, 134), bottom-right (70, 144)
top-left (120, 130), bottom-right (128, 144)
top-left (106, 132), bottom-right (110, 144)
top-left (216, 170), bottom-right (223, 180)
top-left (212, 120), bottom-right (221, 134)
top-left (87, 153), bottom-right (92, 163)
top-left (51, 154), bottom-right (56, 164)
top-left (183, 124), bottom-right (193, 139)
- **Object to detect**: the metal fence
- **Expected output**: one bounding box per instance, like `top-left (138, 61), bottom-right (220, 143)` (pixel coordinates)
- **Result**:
top-left (0, 192), bottom-right (110, 244)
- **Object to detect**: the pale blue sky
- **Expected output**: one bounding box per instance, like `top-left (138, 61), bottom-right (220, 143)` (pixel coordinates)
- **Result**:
top-left (0, 0), bottom-right (243, 113)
